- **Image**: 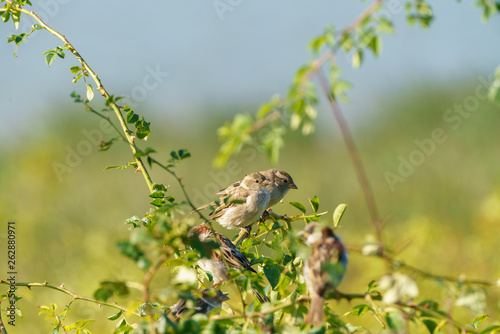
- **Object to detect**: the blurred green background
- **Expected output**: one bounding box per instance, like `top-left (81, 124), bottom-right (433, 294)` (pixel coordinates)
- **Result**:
top-left (1, 76), bottom-right (500, 332)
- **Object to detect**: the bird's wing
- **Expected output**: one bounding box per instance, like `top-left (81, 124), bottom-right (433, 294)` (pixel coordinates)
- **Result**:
top-left (216, 233), bottom-right (256, 273)
top-left (210, 188), bottom-right (250, 219)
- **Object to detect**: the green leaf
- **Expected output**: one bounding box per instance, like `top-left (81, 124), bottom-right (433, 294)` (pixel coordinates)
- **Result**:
top-left (126, 110), bottom-right (139, 124)
top-left (108, 310), bottom-right (123, 321)
top-left (344, 304), bottom-right (373, 317)
top-left (2, 12), bottom-right (10, 23)
top-left (115, 319), bottom-right (134, 333)
top-left (86, 84), bottom-right (94, 101)
top-left (470, 315), bottom-right (489, 329)
top-left (69, 66), bottom-right (80, 73)
top-left (422, 319), bottom-right (437, 333)
top-left (170, 150), bottom-right (179, 160)
top-left (153, 183), bottom-right (167, 191)
top-left (352, 50), bottom-right (362, 69)
top-left (333, 203), bottom-right (347, 228)
top-left (377, 18), bottom-right (395, 34)
top-left (72, 72), bottom-right (83, 84)
top-left (135, 117), bottom-right (151, 140)
top-left (11, 10), bottom-right (20, 30)
top-left (385, 312), bottom-right (404, 330)
top-left (178, 149), bottom-right (191, 159)
top-left (149, 191), bottom-right (165, 199)
top-left (289, 201), bottom-right (306, 214)
top-left (368, 35), bottom-right (382, 56)
top-left (309, 196), bottom-right (319, 213)
top-left (488, 66), bottom-right (500, 104)
top-left (263, 266), bottom-right (281, 290)
top-left (45, 53), bottom-right (57, 67)
top-left (93, 288), bottom-right (113, 302)
top-left (150, 198), bottom-right (165, 207)
top-left (73, 319), bottom-right (95, 329)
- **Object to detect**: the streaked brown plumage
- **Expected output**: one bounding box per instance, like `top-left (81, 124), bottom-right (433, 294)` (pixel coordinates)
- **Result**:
top-left (191, 225), bottom-right (270, 303)
top-left (207, 172), bottom-right (271, 231)
top-left (303, 227), bottom-right (348, 326)
top-left (171, 289), bottom-right (229, 318)
top-left (218, 169), bottom-right (298, 208)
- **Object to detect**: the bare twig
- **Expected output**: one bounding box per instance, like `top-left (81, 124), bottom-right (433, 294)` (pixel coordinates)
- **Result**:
top-left (316, 69), bottom-right (384, 252)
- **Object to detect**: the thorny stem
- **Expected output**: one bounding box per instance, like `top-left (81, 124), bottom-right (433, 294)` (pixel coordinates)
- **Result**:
top-left (0, 280), bottom-right (137, 316)
top-left (317, 69), bottom-right (385, 253)
top-left (3, 6), bottom-right (155, 193)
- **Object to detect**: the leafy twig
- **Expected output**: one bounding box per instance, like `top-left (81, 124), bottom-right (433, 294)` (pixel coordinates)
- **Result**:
top-left (0, 281), bottom-right (136, 316)
top-left (0, 5), bottom-right (155, 193)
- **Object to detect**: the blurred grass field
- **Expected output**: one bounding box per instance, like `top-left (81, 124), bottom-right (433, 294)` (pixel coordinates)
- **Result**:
top-left (1, 77), bottom-right (500, 332)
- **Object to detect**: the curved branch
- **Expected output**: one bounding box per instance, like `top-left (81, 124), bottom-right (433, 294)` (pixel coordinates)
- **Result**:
top-left (317, 69), bottom-right (384, 252)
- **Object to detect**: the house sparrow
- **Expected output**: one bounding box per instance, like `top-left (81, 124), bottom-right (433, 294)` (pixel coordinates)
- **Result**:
top-left (208, 172), bottom-right (271, 232)
top-left (218, 169), bottom-right (298, 208)
top-left (170, 289), bottom-right (229, 318)
top-left (191, 225), bottom-right (270, 303)
top-left (303, 226), bottom-right (348, 326)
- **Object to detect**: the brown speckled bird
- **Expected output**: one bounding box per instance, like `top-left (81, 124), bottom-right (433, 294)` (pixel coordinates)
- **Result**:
top-left (191, 225), bottom-right (270, 303)
top-left (303, 226), bottom-right (348, 326)
top-left (170, 289), bottom-right (229, 318)
top-left (218, 169), bottom-right (298, 208)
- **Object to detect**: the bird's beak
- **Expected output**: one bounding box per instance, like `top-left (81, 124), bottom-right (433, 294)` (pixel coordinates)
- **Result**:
top-left (289, 182), bottom-right (298, 190)
top-left (220, 293), bottom-right (230, 301)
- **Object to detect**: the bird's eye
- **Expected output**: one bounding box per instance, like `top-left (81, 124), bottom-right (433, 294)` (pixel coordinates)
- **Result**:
top-left (255, 180), bottom-right (259, 183)
top-left (284, 180), bottom-right (288, 183)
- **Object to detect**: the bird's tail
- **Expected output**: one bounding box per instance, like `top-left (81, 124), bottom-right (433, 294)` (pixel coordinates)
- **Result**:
top-left (251, 288), bottom-right (270, 303)
top-left (305, 295), bottom-right (324, 326)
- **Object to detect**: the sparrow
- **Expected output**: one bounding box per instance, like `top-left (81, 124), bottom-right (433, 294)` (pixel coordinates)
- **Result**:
top-left (218, 169), bottom-right (298, 208)
top-left (208, 172), bottom-right (271, 232)
top-left (190, 225), bottom-right (270, 303)
top-left (302, 226), bottom-right (348, 326)
top-left (170, 289), bottom-right (229, 318)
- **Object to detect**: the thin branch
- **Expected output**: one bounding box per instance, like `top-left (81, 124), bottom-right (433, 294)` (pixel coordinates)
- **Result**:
top-left (250, 110), bottom-right (282, 134)
top-left (0, 281), bottom-right (137, 316)
top-left (316, 69), bottom-right (384, 252)
top-left (349, 246), bottom-right (500, 287)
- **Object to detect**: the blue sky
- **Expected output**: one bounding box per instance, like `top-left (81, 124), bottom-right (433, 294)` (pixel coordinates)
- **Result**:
top-left (1, 1), bottom-right (499, 141)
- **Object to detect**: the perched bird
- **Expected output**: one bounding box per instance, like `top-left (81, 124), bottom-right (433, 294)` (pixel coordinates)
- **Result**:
top-left (218, 169), bottom-right (298, 208)
top-left (303, 226), bottom-right (348, 326)
top-left (208, 172), bottom-right (271, 232)
top-left (171, 289), bottom-right (229, 318)
top-left (190, 224), bottom-right (270, 303)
